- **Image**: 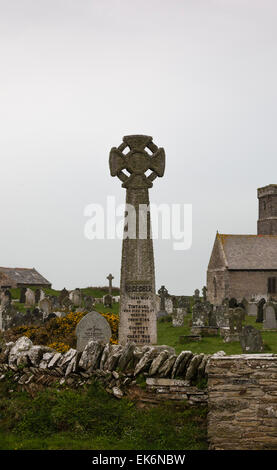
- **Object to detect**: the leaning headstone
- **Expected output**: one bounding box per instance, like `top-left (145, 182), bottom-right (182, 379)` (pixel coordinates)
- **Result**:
top-left (110, 134), bottom-right (165, 345)
top-left (25, 288), bottom-right (36, 307)
top-left (239, 325), bottom-right (263, 353)
top-left (75, 311), bottom-right (112, 351)
top-left (263, 301), bottom-right (277, 329)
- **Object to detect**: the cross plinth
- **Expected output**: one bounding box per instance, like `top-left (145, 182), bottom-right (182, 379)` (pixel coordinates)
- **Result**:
top-left (110, 135), bottom-right (166, 345)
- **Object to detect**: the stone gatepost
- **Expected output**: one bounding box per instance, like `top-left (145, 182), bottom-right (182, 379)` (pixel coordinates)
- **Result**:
top-left (109, 134), bottom-right (165, 345)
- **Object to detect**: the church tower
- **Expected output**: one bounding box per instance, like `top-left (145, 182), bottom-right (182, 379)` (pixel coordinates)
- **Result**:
top-left (257, 184), bottom-right (277, 235)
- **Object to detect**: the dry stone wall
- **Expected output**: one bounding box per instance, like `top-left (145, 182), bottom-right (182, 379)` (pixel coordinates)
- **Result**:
top-left (0, 336), bottom-right (209, 403)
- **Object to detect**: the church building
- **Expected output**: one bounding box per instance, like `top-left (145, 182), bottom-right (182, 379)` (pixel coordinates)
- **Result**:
top-left (207, 184), bottom-right (277, 305)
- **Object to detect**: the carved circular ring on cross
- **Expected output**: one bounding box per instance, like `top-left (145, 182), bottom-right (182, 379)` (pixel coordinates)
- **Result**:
top-left (109, 135), bottom-right (165, 189)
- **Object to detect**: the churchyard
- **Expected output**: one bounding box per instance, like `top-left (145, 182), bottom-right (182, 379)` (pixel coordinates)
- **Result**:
top-left (1, 135), bottom-right (277, 451)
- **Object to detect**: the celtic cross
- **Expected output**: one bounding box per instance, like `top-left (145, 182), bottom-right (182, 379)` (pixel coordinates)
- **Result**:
top-left (109, 135), bottom-right (165, 189)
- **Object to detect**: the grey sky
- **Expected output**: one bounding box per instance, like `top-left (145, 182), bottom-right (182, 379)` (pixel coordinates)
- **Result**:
top-left (0, 0), bottom-right (277, 294)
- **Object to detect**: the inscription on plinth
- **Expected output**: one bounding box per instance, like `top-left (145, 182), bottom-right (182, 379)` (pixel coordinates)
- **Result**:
top-left (120, 281), bottom-right (156, 345)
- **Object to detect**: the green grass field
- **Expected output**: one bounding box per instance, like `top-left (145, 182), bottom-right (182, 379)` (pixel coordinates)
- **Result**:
top-left (157, 313), bottom-right (276, 355)
top-left (0, 379), bottom-right (207, 450)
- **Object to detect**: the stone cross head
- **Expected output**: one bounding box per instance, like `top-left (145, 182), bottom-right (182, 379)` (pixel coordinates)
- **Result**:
top-left (109, 135), bottom-right (165, 189)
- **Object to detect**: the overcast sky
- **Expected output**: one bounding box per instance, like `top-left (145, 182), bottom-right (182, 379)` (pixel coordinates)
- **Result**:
top-left (0, 0), bottom-right (277, 294)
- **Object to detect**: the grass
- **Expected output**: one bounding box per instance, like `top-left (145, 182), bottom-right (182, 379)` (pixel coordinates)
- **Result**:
top-left (0, 379), bottom-right (207, 450)
top-left (157, 313), bottom-right (277, 355)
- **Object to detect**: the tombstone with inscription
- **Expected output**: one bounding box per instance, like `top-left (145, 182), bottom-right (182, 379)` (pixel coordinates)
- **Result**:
top-left (109, 135), bottom-right (165, 345)
top-left (25, 288), bottom-right (35, 307)
top-left (263, 301), bottom-right (277, 329)
top-left (240, 325), bottom-right (263, 353)
top-left (75, 311), bottom-right (112, 351)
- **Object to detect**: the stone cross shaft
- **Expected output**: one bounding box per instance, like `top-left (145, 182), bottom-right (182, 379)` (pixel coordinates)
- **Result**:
top-left (109, 135), bottom-right (165, 345)
top-left (107, 273), bottom-right (114, 295)
top-left (158, 285), bottom-right (168, 311)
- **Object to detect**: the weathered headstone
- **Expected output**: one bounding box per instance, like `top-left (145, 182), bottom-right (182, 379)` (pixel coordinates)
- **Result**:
top-left (256, 298), bottom-right (266, 323)
top-left (239, 325), bottom-right (263, 353)
top-left (157, 285), bottom-right (169, 319)
top-left (194, 289), bottom-right (200, 303)
top-left (75, 311), bottom-right (112, 351)
top-left (202, 286), bottom-right (207, 302)
top-left (109, 135), bottom-right (165, 345)
top-left (59, 288), bottom-right (69, 305)
top-left (263, 301), bottom-right (277, 329)
top-left (70, 288), bottom-right (82, 307)
top-left (25, 288), bottom-right (35, 307)
top-left (39, 297), bottom-right (53, 316)
top-left (172, 310), bottom-right (185, 327)
top-left (246, 302), bottom-right (258, 317)
top-left (103, 294), bottom-right (113, 308)
top-left (84, 295), bottom-right (95, 310)
top-left (19, 287), bottom-right (27, 304)
top-left (107, 273), bottom-right (114, 296)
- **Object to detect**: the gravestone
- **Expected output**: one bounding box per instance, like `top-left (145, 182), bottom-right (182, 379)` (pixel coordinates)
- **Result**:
top-left (263, 301), bottom-right (277, 329)
top-left (164, 297), bottom-right (173, 314)
top-left (246, 302), bottom-right (258, 317)
top-left (39, 297), bottom-right (53, 316)
top-left (59, 288), bottom-right (69, 305)
top-left (202, 286), bottom-right (207, 302)
top-left (110, 134), bottom-right (165, 345)
top-left (103, 294), bottom-right (113, 308)
top-left (239, 325), bottom-right (263, 353)
top-left (75, 311), bottom-right (112, 351)
top-left (172, 310), bottom-right (185, 327)
top-left (35, 288), bottom-right (41, 304)
top-left (84, 295), bottom-right (95, 310)
top-left (223, 307), bottom-right (244, 343)
top-left (157, 285), bottom-right (169, 319)
top-left (19, 287), bottom-right (27, 304)
top-left (256, 298), bottom-right (266, 323)
top-left (25, 288), bottom-right (35, 307)
top-left (194, 289), bottom-right (200, 303)
top-left (107, 273), bottom-right (114, 295)
top-left (70, 288), bottom-right (82, 307)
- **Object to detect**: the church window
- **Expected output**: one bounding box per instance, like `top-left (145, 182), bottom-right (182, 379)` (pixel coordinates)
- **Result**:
top-left (268, 277), bottom-right (276, 294)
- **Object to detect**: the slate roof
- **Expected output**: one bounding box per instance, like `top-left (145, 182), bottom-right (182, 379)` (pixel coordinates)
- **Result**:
top-left (0, 267), bottom-right (51, 286)
top-left (217, 233), bottom-right (277, 270)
